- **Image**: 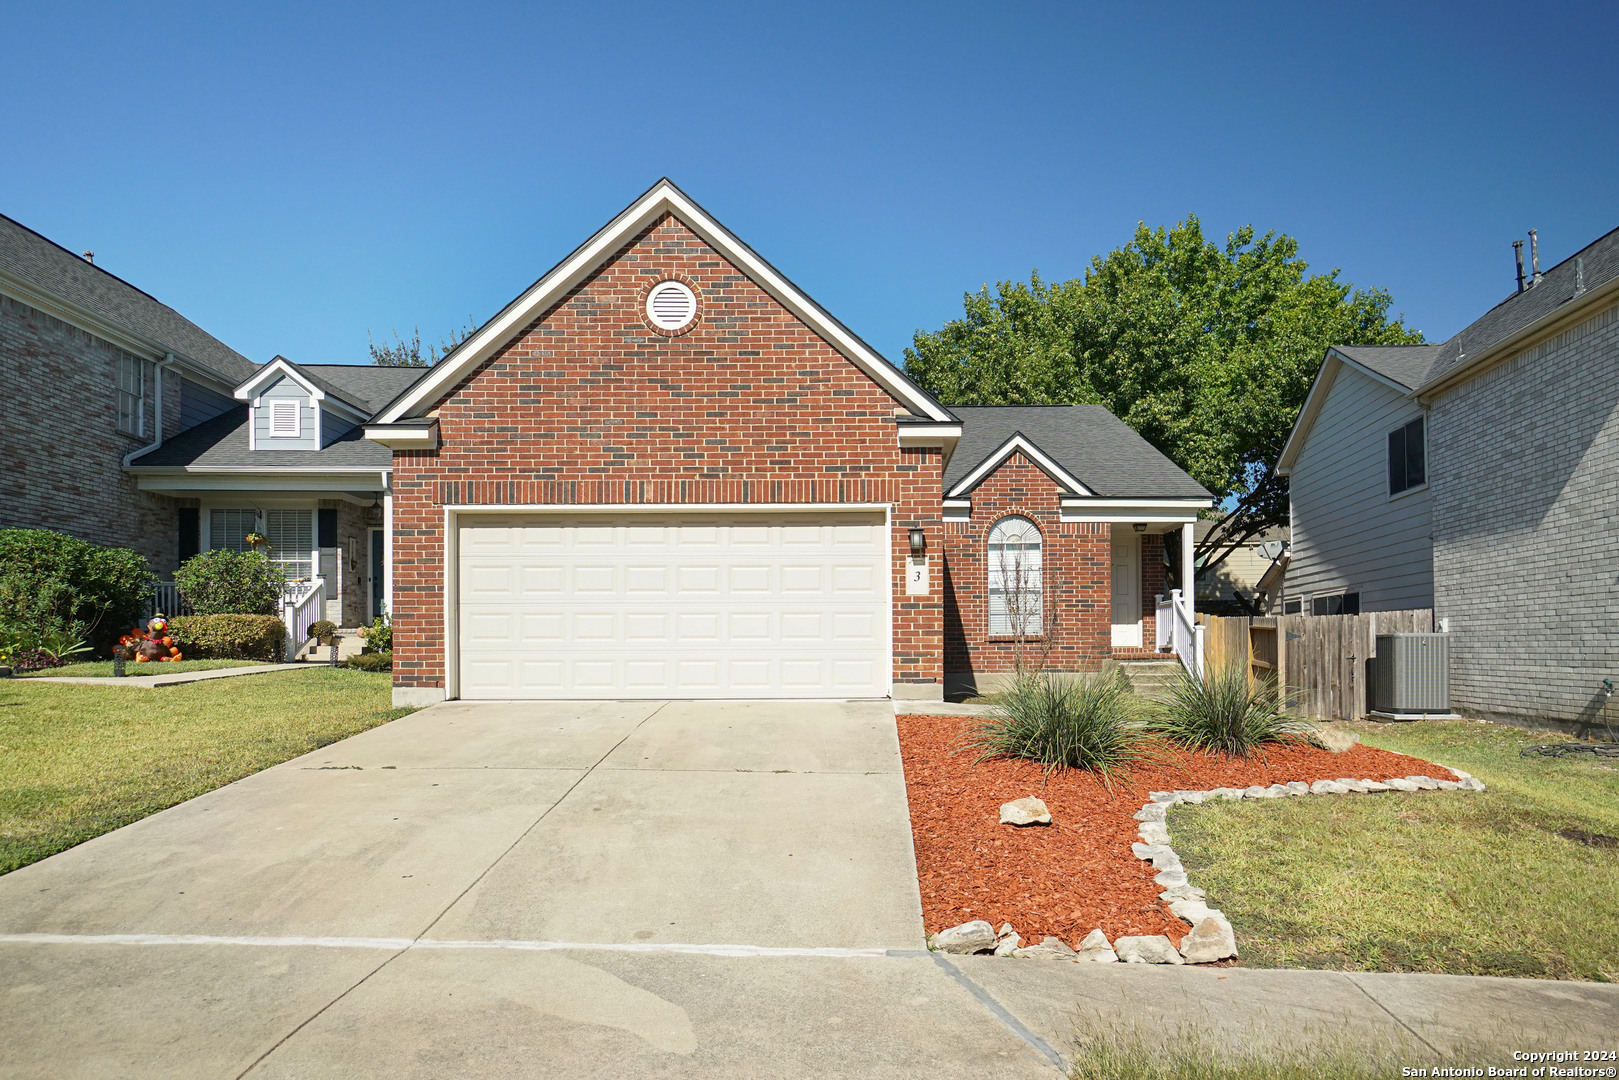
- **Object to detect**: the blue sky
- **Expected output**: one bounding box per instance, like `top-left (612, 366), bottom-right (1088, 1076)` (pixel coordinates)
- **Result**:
top-left (4, 1), bottom-right (1616, 368)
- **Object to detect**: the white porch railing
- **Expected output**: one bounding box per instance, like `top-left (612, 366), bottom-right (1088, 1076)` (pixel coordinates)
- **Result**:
top-left (1156, 588), bottom-right (1204, 678)
top-left (281, 580), bottom-right (325, 661)
top-left (148, 583), bottom-right (190, 618)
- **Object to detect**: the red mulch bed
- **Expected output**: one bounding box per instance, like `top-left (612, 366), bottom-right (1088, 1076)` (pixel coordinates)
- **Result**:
top-left (896, 715), bottom-right (1451, 949)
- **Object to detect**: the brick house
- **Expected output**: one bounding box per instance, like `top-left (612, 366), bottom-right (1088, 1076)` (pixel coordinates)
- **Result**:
top-left (1276, 224), bottom-right (1619, 729)
top-left (367, 180), bottom-right (1210, 705)
top-left (0, 212), bottom-right (429, 635)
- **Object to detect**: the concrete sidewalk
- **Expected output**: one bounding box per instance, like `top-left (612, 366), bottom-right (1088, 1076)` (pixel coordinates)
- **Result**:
top-left (0, 698), bottom-right (1614, 1077)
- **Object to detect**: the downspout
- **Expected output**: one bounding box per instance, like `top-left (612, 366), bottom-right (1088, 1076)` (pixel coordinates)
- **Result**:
top-left (122, 353), bottom-right (176, 467)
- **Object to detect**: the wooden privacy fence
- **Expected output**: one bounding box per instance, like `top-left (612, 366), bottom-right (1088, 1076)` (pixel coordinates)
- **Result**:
top-left (1196, 609), bottom-right (1435, 721)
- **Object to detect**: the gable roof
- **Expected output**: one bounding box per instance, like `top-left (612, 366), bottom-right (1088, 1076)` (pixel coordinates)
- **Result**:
top-left (1418, 223), bottom-right (1619, 393)
top-left (373, 178), bottom-right (955, 424)
top-left (1331, 344), bottom-right (1444, 391)
top-left (0, 211), bottom-right (256, 384)
top-left (943, 405), bottom-right (1211, 500)
top-left (127, 407), bottom-right (393, 470)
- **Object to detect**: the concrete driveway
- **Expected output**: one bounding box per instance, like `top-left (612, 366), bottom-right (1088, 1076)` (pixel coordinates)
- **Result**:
top-left (3, 697), bottom-right (1617, 1078)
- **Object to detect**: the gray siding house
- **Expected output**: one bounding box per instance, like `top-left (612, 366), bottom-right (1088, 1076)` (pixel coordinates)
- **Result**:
top-left (1277, 225), bottom-right (1619, 729)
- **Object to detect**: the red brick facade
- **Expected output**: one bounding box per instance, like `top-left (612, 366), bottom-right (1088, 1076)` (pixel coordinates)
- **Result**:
top-left (390, 213), bottom-right (944, 693)
top-left (0, 293), bottom-right (185, 575)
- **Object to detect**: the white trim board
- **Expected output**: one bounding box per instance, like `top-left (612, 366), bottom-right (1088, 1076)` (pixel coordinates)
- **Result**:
top-left (945, 433), bottom-right (1094, 498)
top-left (375, 179), bottom-right (954, 426)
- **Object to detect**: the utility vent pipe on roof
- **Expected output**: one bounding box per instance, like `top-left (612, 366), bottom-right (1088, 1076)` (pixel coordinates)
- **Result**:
top-left (1514, 241), bottom-right (1526, 293)
top-left (81, 251), bottom-right (94, 264)
top-left (1575, 257), bottom-right (1587, 298)
top-left (1529, 228), bottom-right (1543, 285)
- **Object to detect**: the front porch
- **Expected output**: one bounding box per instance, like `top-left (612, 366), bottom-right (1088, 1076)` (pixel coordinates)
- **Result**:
top-left (133, 469), bottom-right (393, 653)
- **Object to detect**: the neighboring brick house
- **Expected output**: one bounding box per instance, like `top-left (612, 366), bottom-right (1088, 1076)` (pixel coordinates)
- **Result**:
top-left (0, 212), bottom-right (428, 633)
top-left (367, 180), bottom-right (1210, 705)
top-left (1276, 224), bottom-right (1619, 729)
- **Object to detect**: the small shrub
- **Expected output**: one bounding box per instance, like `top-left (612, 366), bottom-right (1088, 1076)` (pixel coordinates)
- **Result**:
top-left (966, 668), bottom-right (1148, 779)
top-left (358, 607), bottom-right (392, 652)
top-left (169, 614), bottom-right (287, 661)
top-left (1153, 661), bottom-right (1313, 757)
top-left (0, 528), bottom-right (152, 651)
top-left (174, 551), bottom-right (285, 616)
top-left (308, 620), bottom-right (338, 640)
top-left (344, 650), bottom-right (392, 672)
top-left (9, 648), bottom-right (65, 673)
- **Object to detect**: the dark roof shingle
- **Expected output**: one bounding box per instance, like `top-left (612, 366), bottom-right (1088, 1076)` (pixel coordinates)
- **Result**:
top-left (1332, 344), bottom-right (1445, 390)
top-left (128, 408), bottom-right (392, 469)
top-left (0, 212), bottom-right (256, 384)
top-left (944, 405), bottom-right (1211, 500)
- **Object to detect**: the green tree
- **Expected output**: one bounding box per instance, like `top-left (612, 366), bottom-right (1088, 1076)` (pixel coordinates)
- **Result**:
top-left (905, 216), bottom-right (1423, 592)
top-left (368, 317), bottom-right (479, 367)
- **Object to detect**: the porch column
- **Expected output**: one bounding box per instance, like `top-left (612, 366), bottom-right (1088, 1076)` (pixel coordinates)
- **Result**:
top-left (383, 488), bottom-right (394, 617)
top-left (1181, 522), bottom-right (1195, 616)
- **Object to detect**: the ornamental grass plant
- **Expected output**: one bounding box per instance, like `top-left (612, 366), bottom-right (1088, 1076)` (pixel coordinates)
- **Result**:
top-left (966, 668), bottom-right (1149, 779)
top-left (1154, 660), bottom-right (1313, 757)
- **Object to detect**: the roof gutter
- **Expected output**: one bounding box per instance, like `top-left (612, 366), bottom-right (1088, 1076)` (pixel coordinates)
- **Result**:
top-left (121, 353), bottom-right (175, 468)
top-left (1415, 271), bottom-right (1619, 400)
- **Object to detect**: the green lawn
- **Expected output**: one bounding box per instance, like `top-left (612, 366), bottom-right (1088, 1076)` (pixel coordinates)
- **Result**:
top-left (0, 668), bottom-right (414, 874)
top-left (16, 658), bottom-right (271, 678)
top-left (1170, 720), bottom-right (1619, 980)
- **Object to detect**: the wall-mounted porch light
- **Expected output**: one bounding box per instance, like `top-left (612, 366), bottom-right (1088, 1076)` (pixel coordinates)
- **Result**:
top-left (908, 527), bottom-right (927, 556)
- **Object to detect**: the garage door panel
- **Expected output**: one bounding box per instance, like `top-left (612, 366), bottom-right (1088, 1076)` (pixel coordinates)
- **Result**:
top-left (459, 514), bottom-right (888, 699)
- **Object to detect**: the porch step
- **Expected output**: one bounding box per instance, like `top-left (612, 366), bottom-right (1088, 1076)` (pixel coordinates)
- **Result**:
top-left (1118, 660), bottom-right (1185, 701)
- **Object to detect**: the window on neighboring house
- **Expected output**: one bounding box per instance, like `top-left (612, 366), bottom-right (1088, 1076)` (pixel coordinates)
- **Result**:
top-left (1282, 598), bottom-right (1303, 615)
top-left (265, 509), bottom-right (314, 581)
top-left (1387, 415), bottom-right (1426, 495)
top-left (987, 516), bottom-right (1043, 636)
top-left (1310, 591), bottom-right (1361, 616)
top-left (210, 509), bottom-right (256, 552)
top-left (269, 400), bottom-right (301, 438)
top-left (116, 352), bottom-right (153, 437)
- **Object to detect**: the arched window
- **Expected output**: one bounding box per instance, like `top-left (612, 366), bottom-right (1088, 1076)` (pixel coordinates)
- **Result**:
top-left (987, 516), bottom-right (1043, 636)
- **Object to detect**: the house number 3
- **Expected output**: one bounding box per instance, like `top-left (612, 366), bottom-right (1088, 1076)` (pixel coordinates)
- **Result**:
top-left (906, 557), bottom-right (929, 595)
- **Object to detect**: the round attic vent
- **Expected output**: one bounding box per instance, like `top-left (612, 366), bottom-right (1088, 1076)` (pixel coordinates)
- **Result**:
top-left (645, 280), bottom-right (697, 331)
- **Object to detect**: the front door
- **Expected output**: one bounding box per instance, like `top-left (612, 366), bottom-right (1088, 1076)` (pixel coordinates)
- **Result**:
top-left (1111, 526), bottom-right (1143, 647)
top-left (369, 527), bottom-right (385, 620)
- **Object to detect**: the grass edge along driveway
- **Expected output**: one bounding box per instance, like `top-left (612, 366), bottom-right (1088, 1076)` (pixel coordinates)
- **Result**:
top-left (1169, 719), bottom-right (1619, 981)
top-left (0, 667), bottom-right (414, 874)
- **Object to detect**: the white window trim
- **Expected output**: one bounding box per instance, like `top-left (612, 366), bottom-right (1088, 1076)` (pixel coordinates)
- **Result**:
top-left (269, 400), bottom-right (302, 439)
top-left (987, 515), bottom-right (1045, 639)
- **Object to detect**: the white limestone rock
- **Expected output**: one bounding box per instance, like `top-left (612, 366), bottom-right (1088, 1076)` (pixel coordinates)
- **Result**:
top-left (1362, 780), bottom-right (1392, 792)
top-left (929, 920), bottom-right (998, 954)
top-left (1114, 935), bottom-right (1185, 965)
top-left (1174, 790), bottom-right (1206, 804)
top-left (1159, 884), bottom-right (1205, 903)
top-left (1179, 915), bottom-right (1238, 963)
top-left (1137, 822), bottom-right (1171, 846)
top-left (1000, 797), bottom-right (1052, 826)
top-left (1335, 778), bottom-right (1371, 793)
top-left (1013, 936), bottom-right (1078, 960)
top-left (1459, 776), bottom-right (1487, 791)
top-left (1154, 868), bottom-right (1189, 888)
top-left (1074, 928), bottom-right (1118, 963)
top-left (1306, 726), bottom-right (1360, 753)
top-left (993, 933), bottom-right (1022, 957)
top-left (1310, 779), bottom-right (1350, 795)
top-left (1284, 781), bottom-right (1311, 795)
top-left (1208, 787), bottom-right (1246, 801)
top-left (1243, 785), bottom-right (1272, 798)
top-left (1385, 777), bottom-right (1420, 791)
top-left (1133, 803), bottom-right (1167, 823)
top-left (1408, 775), bottom-right (1441, 790)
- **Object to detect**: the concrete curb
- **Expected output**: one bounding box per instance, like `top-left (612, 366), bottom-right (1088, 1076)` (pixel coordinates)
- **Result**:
top-left (17, 663), bottom-right (319, 688)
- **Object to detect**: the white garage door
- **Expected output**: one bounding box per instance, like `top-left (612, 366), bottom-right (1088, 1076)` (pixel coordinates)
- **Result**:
top-left (457, 513), bottom-right (890, 699)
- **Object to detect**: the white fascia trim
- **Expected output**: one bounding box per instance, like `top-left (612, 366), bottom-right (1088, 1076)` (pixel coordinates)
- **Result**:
top-left (376, 180), bottom-right (955, 425)
top-left (363, 423), bottom-right (440, 450)
top-left (446, 502), bottom-right (892, 514)
top-left (943, 500), bottom-right (971, 523)
top-left (1058, 498), bottom-right (1207, 524)
top-left (233, 357), bottom-right (326, 402)
top-left (897, 423), bottom-right (962, 446)
top-left (945, 433), bottom-right (1093, 498)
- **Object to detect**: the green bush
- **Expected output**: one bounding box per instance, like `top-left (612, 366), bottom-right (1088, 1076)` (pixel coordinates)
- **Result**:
top-left (359, 607), bottom-right (392, 652)
top-left (966, 668), bottom-right (1148, 779)
top-left (0, 528), bottom-right (152, 651)
top-left (344, 650), bottom-right (392, 672)
top-left (1153, 661), bottom-right (1313, 757)
top-left (174, 550), bottom-right (285, 616)
top-left (169, 614), bottom-right (287, 661)
top-left (308, 620), bottom-right (338, 640)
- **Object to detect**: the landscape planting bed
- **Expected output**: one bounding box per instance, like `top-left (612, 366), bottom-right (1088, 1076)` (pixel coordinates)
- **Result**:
top-left (895, 713), bottom-right (1452, 948)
